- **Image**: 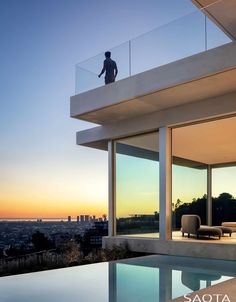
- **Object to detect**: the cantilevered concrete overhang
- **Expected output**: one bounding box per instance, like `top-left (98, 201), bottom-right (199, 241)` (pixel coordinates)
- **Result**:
top-left (71, 42), bottom-right (236, 125)
top-left (77, 113), bottom-right (236, 169)
top-left (192, 0), bottom-right (236, 40)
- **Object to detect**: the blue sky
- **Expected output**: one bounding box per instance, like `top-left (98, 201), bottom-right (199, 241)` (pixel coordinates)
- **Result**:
top-left (0, 0), bottom-right (225, 218)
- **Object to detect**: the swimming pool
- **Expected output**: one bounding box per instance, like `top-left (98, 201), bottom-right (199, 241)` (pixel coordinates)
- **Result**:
top-left (0, 255), bottom-right (235, 302)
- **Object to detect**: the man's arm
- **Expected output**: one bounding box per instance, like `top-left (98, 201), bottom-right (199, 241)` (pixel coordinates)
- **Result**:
top-left (114, 62), bottom-right (118, 78)
top-left (98, 61), bottom-right (106, 78)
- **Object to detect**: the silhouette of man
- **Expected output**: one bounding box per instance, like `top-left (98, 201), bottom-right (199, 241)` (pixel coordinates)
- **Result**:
top-left (98, 51), bottom-right (118, 85)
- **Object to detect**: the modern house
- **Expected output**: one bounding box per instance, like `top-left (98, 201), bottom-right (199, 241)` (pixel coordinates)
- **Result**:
top-left (70, 0), bottom-right (236, 261)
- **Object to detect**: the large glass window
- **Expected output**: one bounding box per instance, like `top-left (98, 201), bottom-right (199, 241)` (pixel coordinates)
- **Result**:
top-left (172, 165), bottom-right (207, 231)
top-left (212, 166), bottom-right (236, 226)
top-left (172, 124), bottom-right (208, 234)
top-left (172, 116), bottom-right (236, 238)
top-left (116, 132), bottom-right (159, 237)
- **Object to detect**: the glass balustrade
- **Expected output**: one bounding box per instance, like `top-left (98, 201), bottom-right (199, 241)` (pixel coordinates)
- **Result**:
top-left (75, 0), bottom-right (231, 94)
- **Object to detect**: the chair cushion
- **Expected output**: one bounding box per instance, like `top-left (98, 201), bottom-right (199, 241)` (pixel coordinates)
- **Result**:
top-left (222, 222), bottom-right (236, 232)
top-left (214, 226), bottom-right (232, 235)
top-left (197, 226), bottom-right (222, 238)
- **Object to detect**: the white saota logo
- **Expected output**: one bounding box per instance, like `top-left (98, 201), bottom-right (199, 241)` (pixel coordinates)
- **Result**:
top-left (184, 293), bottom-right (231, 302)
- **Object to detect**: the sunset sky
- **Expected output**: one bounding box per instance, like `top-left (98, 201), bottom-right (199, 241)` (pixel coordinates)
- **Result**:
top-left (0, 0), bottom-right (234, 219)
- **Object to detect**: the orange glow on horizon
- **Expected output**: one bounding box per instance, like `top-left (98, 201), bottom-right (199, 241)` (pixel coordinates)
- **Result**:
top-left (0, 195), bottom-right (107, 219)
top-left (0, 169), bottom-right (108, 219)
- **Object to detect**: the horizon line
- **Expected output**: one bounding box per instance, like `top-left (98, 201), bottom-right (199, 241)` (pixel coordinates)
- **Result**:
top-left (0, 217), bottom-right (102, 220)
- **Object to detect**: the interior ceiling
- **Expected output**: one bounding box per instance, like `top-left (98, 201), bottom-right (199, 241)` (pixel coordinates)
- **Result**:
top-left (191, 0), bottom-right (236, 40)
top-left (118, 116), bottom-right (236, 165)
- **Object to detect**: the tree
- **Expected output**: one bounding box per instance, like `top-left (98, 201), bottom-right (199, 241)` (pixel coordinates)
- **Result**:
top-left (64, 240), bottom-right (82, 265)
top-left (173, 193), bottom-right (236, 227)
top-left (32, 231), bottom-right (54, 251)
top-left (218, 192), bottom-right (233, 200)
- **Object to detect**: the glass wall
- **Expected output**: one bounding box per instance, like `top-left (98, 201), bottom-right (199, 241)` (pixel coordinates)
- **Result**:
top-left (172, 165), bottom-right (207, 231)
top-left (212, 166), bottom-right (236, 226)
top-left (172, 116), bottom-right (236, 235)
top-left (116, 132), bottom-right (159, 237)
top-left (172, 125), bottom-right (208, 232)
top-left (114, 116), bottom-right (235, 239)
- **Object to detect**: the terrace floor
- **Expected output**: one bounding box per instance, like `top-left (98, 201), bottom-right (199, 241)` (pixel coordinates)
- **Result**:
top-left (123, 231), bottom-right (236, 243)
top-left (103, 230), bottom-right (236, 260)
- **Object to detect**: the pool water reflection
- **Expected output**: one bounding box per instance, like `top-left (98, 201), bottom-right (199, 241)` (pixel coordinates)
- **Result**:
top-left (0, 255), bottom-right (235, 302)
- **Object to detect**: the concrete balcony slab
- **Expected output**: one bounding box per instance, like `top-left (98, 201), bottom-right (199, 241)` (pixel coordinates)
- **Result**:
top-left (71, 42), bottom-right (236, 125)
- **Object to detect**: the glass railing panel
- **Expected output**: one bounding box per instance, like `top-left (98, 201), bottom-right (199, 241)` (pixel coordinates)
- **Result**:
top-left (74, 0), bottom-right (232, 95)
top-left (75, 41), bottom-right (130, 94)
top-left (131, 10), bottom-right (206, 75)
top-left (75, 67), bottom-right (103, 94)
top-left (78, 53), bottom-right (104, 75)
top-left (206, 17), bottom-right (232, 50)
top-left (108, 41), bottom-right (130, 80)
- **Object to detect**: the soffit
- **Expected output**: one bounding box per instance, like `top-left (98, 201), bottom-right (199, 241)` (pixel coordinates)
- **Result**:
top-left (192, 0), bottom-right (236, 40)
top-left (173, 116), bottom-right (236, 165)
top-left (81, 68), bottom-right (236, 124)
top-left (116, 116), bottom-right (236, 166)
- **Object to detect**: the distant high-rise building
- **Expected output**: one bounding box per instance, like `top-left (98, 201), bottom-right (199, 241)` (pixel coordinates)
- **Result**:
top-left (93, 215), bottom-right (96, 220)
top-left (68, 216), bottom-right (71, 222)
top-left (80, 215), bottom-right (84, 223)
top-left (102, 214), bottom-right (107, 222)
top-left (76, 216), bottom-right (80, 223)
top-left (85, 215), bottom-right (89, 222)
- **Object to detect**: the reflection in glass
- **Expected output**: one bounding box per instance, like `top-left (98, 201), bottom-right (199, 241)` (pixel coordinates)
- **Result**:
top-left (172, 165), bottom-right (207, 230)
top-left (212, 166), bottom-right (236, 226)
top-left (172, 124), bottom-right (208, 232)
top-left (116, 132), bottom-right (159, 236)
top-left (172, 116), bottom-right (236, 233)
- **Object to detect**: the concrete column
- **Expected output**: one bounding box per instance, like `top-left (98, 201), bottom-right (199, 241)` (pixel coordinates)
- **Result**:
top-left (159, 127), bottom-right (172, 240)
top-left (108, 140), bottom-right (116, 236)
top-left (207, 165), bottom-right (212, 226)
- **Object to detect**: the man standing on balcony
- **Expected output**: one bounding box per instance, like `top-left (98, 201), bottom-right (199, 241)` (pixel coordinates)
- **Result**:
top-left (98, 51), bottom-right (118, 84)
